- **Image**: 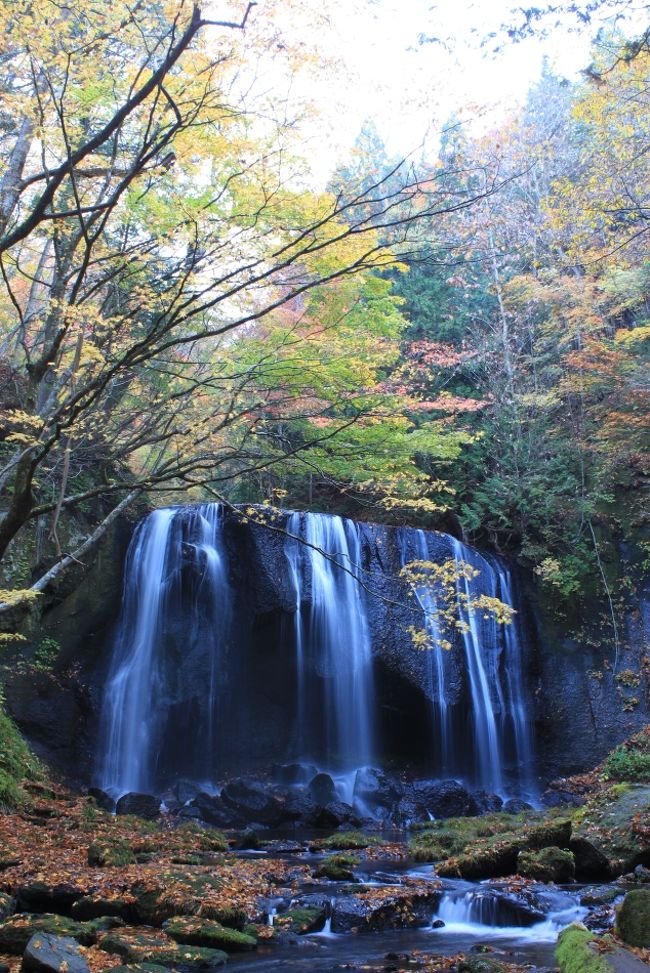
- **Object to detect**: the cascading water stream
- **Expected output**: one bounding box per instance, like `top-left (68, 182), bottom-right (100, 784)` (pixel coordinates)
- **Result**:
top-left (285, 511), bottom-right (375, 769)
top-left (399, 528), bottom-right (534, 795)
top-left (98, 504), bottom-right (232, 798)
top-left (450, 538), bottom-right (504, 792)
top-left (398, 528), bottom-right (451, 774)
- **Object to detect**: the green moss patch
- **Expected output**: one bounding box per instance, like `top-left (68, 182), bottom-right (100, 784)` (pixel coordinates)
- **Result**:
top-left (517, 846), bottom-right (575, 882)
top-left (0, 704), bottom-right (40, 809)
top-left (616, 888), bottom-right (650, 948)
top-left (314, 853), bottom-right (359, 881)
top-left (163, 916), bottom-right (257, 951)
top-left (556, 925), bottom-right (611, 973)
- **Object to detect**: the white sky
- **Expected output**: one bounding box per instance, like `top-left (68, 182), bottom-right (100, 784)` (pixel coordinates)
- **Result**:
top-left (213, 0), bottom-right (648, 177)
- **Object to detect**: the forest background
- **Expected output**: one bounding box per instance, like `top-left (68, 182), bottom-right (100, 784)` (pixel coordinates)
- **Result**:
top-left (0, 0), bottom-right (648, 646)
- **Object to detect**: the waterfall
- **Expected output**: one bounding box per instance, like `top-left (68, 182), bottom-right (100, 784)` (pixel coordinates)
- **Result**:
top-left (98, 504), bottom-right (232, 797)
top-left (96, 503), bottom-right (534, 797)
top-left (285, 511), bottom-right (375, 769)
top-left (399, 528), bottom-right (534, 795)
top-left (398, 529), bottom-right (451, 774)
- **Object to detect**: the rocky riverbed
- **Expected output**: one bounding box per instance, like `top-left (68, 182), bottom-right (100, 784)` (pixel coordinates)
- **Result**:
top-left (1, 736), bottom-right (649, 973)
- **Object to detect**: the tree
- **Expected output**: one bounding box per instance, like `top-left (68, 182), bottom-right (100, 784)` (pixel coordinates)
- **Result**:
top-left (0, 0), bottom-right (498, 613)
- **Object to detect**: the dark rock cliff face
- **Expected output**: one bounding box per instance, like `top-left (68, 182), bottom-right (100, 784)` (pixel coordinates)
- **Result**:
top-left (6, 505), bottom-right (649, 787)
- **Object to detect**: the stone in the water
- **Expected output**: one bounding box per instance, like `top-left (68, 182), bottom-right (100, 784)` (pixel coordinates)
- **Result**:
top-left (23, 933), bottom-right (90, 973)
top-left (502, 798), bottom-right (533, 814)
top-left (353, 768), bottom-right (402, 812)
top-left (308, 773), bottom-right (336, 806)
top-left (412, 780), bottom-right (478, 818)
top-left (308, 801), bottom-right (359, 829)
top-left (391, 796), bottom-right (429, 826)
top-left (191, 793), bottom-right (243, 828)
top-left (272, 763), bottom-right (317, 785)
top-left (220, 779), bottom-right (284, 826)
top-left (473, 791), bottom-right (503, 815)
top-left (115, 793), bottom-right (160, 820)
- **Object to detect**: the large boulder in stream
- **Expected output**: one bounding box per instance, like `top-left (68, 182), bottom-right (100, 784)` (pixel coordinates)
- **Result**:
top-left (411, 779), bottom-right (478, 818)
top-left (219, 779), bottom-right (284, 826)
top-left (115, 793), bottom-right (160, 820)
top-left (330, 883), bottom-right (441, 933)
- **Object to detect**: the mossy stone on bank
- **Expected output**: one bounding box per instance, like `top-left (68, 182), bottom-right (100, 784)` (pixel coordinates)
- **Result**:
top-left (616, 888), bottom-right (650, 947)
top-left (163, 916), bottom-right (256, 951)
top-left (556, 925), bottom-right (610, 973)
top-left (0, 914), bottom-right (92, 954)
top-left (517, 846), bottom-right (575, 882)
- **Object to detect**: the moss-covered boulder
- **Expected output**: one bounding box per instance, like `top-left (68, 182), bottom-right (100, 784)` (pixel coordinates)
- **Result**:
top-left (163, 916), bottom-right (256, 951)
top-left (458, 957), bottom-right (506, 973)
top-left (279, 907), bottom-right (326, 934)
top-left (616, 888), bottom-right (650, 947)
top-left (130, 871), bottom-right (243, 927)
top-left (71, 895), bottom-right (135, 922)
top-left (526, 819), bottom-right (572, 849)
top-left (556, 924), bottom-right (610, 973)
top-left (98, 930), bottom-right (227, 969)
top-left (0, 892), bottom-right (13, 920)
top-left (601, 730), bottom-right (650, 784)
top-left (104, 966), bottom-right (168, 973)
top-left (436, 838), bottom-right (522, 879)
top-left (572, 784), bottom-right (650, 876)
top-left (88, 842), bottom-right (136, 867)
top-left (314, 854), bottom-right (359, 881)
top-left (0, 914), bottom-right (92, 954)
top-left (310, 831), bottom-right (383, 852)
top-left (517, 846), bottom-right (575, 883)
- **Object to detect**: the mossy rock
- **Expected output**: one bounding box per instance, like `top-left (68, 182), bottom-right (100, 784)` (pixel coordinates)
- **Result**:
top-left (601, 730), bottom-right (650, 784)
top-left (71, 895), bottom-right (135, 922)
top-left (139, 946), bottom-right (227, 969)
top-left (99, 931), bottom-right (227, 969)
top-left (572, 784), bottom-right (650, 876)
top-left (314, 854), bottom-right (359, 881)
top-left (174, 825), bottom-right (228, 854)
top-left (280, 907), bottom-right (326, 934)
top-left (0, 892), bottom-right (13, 920)
top-left (556, 924), bottom-right (610, 973)
top-left (130, 871), bottom-right (225, 926)
top-left (311, 831), bottom-right (383, 851)
top-left (163, 916), bottom-right (256, 951)
top-left (517, 846), bottom-right (575, 883)
top-left (525, 818), bottom-right (572, 849)
top-left (616, 888), bottom-right (650, 947)
top-left (458, 957), bottom-right (506, 973)
top-left (0, 914), bottom-right (93, 954)
top-left (408, 813), bottom-right (525, 864)
top-left (436, 838), bottom-right (521, 879)
top-left (88, 842), bottom-right (136, 867)
top-left (105, 966), bottom-right (169, 973)
top-left (99, 931), bottom-right (169, 961)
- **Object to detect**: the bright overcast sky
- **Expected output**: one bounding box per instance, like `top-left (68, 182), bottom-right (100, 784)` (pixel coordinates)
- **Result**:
top-left (213, 0), bottom-right (647, 177)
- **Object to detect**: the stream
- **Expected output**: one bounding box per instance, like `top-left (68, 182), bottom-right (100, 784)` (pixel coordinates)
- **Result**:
top-left (226, 844), bottom-right (609, 973)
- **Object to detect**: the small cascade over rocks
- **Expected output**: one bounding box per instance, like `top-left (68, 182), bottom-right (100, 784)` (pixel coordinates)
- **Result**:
top-left (96, 502), bottom-right (536, 803)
